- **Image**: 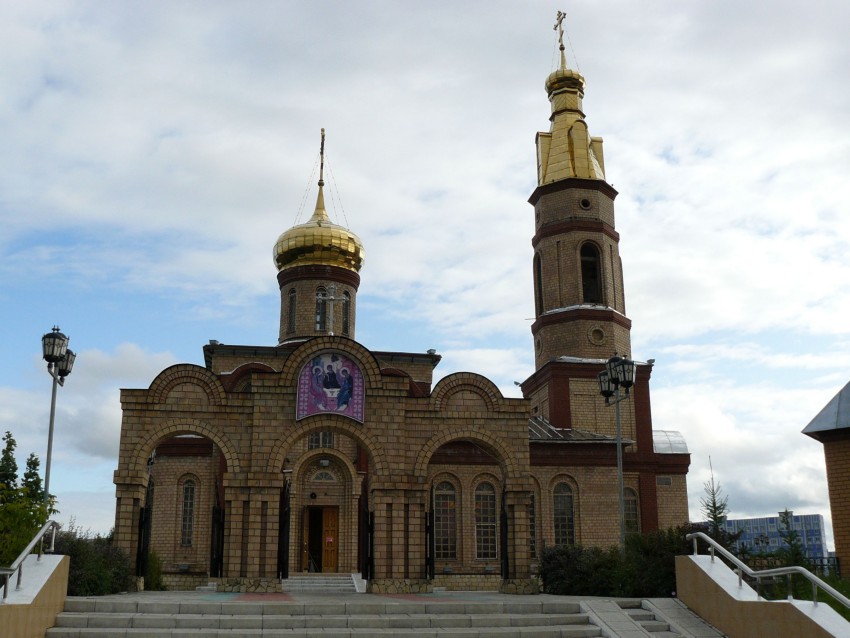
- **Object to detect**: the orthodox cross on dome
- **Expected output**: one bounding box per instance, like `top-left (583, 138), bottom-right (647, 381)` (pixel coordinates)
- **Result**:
top-left (553, 10), bottom-right (568, 69)
top-left (318, 127), bottom-right (326, 187)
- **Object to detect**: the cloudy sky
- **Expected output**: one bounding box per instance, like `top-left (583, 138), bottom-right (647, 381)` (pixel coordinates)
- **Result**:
top-left (1, 1), bottom-right (849, 545)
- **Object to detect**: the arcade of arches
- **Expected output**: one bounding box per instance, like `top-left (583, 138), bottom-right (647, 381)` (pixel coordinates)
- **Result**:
top-left (112, 28), bottom-right (690, 594)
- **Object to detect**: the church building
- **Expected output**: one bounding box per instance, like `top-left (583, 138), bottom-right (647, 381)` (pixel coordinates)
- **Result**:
top-left (112, 26), bottom-right (690, 593)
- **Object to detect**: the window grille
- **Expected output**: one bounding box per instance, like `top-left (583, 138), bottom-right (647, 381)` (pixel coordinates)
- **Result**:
top-left (553, 482), bottom-right (575, 546)
top-left (475, 482), bottom-right (497, 560)
top-left (181, 479), bottom-right (196, 547)
top-left (434, 481), bottom-right (457, 560)
top-left (308, 431), bottom-right (334, 449)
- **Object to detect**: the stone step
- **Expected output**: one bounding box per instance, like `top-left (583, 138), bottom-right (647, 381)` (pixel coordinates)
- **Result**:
top-left (281, 574), bottom-right (357, 592)
top-left (61, 599), bottom-right (584, 615)
top-left (47, 629), bottom-right (602, 637)
top-left (622, 605), bottom-right (677, 634)
top-left (48, 598), bottom-right (601, 638)
top-left (53, 612), bottom-right (594, 630)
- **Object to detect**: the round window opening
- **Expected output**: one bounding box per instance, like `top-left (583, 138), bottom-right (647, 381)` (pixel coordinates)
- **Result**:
top-left (588, 327), bottom-right (606, 346)
top-left (579, 198), bottom-right (592, 210)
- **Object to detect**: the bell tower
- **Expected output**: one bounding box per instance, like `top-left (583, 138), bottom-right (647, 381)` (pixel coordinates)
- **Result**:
top-left (529, 17), bottom-right (631, 370)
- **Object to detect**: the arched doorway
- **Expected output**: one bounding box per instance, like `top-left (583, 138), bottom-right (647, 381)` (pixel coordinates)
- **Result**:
top-left (425, 439), bottom-right (507, 583)
top-left (286, 442), bottom-right (362, 574)
top-left (142, 434), bottom-right (227, 588)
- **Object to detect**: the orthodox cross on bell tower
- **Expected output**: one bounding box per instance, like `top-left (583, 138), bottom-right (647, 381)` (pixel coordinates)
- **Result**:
top-left (553, 10), bottom-right (567, 68)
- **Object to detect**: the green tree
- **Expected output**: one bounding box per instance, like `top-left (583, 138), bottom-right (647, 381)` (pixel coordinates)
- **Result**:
top-left (777, 509), bottom-right (808, 567)
top-left (0, 432), bottom-right (52, 566)
top-left (699, 459), bottom-right (742, 551)
top-left (0, 431), bottom-right (19, 491)
top-left (22, 453), bottom-right (44, 502)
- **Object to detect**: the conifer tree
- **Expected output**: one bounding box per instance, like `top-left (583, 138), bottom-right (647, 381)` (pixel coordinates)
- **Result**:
top-left (699, 458), bottom-right (742, 550)
top-left (777, 508), bottom-right (807, 567)
top-left (0, 431), bottom-right (19, 491)
top-left (0, 432), bottom-right (51, 565)
top-left (22, 453), bottom-right (44, 502)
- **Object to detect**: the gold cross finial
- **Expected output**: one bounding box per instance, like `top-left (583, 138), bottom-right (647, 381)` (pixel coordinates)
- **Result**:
top-left (319, 128), bottom-right (326, 186)
top-left (553, 11), bottom-right (567, 69)
top-left (554, 10), bottom-right (566, 39)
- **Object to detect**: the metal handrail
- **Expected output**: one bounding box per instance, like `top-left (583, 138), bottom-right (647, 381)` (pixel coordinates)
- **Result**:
top-left (0, 519), bottom-right (61, 602)
top-left (686, 531), bottom-right (850, 611)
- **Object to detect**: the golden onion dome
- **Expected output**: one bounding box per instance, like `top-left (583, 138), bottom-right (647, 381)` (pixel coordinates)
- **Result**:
top-left (545, 66), bottom-right (585, 97)
top-left (273, 181), bottom-right (365, 273)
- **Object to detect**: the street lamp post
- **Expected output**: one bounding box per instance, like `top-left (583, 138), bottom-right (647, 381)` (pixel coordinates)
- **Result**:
top-left (597, 354), bottom-right (637, 556)
top-left (41, 327), bottom-right (76, 505)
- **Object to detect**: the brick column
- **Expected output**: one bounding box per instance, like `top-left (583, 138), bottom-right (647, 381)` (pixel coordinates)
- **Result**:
top-left (500, 489), bottom-right (538, 594)
top-left (222, 472), bottom-right (249, 580)
top-left (113, 481), bottom-right (146, 578)
top-left (366, 487), bottom-right (432, 593)
top-left (405, 490), bottom-right (427, 582)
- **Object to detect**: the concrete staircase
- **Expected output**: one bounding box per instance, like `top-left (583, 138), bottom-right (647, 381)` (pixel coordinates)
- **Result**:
top-left (620, 600), bottom-right (681, 637)
top-left (47, 598), bottom-right (602, 637)
top-left (281, 573), bottom-right (358, 593)
top-left (46, 593), bottom-right (725, 637)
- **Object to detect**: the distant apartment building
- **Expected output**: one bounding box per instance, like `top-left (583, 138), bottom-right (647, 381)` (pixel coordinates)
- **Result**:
top-left (722, 512), bottom-right (829, 559)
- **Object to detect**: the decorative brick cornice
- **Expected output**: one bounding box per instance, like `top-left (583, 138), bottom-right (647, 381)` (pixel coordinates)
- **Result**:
top-left (532, 219), bottom-right (619, 248)
top-left (531, 307), bottom-right (632, 335)
top-left (277, 264), bottom-right (361, 290)
top-left (528, 177), bottom-right (618, 205)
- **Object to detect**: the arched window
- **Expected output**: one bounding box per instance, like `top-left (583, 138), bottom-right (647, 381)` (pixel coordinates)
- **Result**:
top-left (342, 291), bottom-right (351, 336)
top-left (315, 287), bottom-right (327, 332)
top-left (287, 288), bottom-right (297, 334)
top-left (553, 482), bottom-right (575, 546)
top-left (580, 243), bottom-right (603, 304)
top-left (475, 482), bottom-right (497, 559)
top-left (181, 479), bottom-right (196, 547)
top-left (624, 488), bottom-right (640, 533)
top-left (308, 431), bottom-right (334, 449)
top-left (312, 470), bottom-right (336, 482)
top-left (434, 481), bottom-right (457, 560)
top-left (533, 254), bottom-right (544, 316)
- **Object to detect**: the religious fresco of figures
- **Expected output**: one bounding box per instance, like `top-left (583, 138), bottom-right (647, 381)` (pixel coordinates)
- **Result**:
top-left (296, 352), bottom-right (365, 423)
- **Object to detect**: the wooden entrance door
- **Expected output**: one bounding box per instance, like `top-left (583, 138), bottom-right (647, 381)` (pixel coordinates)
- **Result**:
top-left (302, 506), bottom-right (339, 572)
top-left (322, 506), bottom-right (339, 572)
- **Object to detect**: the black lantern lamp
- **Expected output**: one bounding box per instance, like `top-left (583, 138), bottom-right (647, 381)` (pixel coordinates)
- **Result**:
top-left (598, 354), bottom-right (636, 405)
top-left (57, 349), bottom-right (76, 378)
top-left (42, 327), bottom-right (69, 364)
top-left (597, 369), bottom-right (615, 400)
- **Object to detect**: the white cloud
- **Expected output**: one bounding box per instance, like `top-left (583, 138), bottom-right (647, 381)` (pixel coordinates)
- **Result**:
top-left (0, 1), bottom-right (848, 545)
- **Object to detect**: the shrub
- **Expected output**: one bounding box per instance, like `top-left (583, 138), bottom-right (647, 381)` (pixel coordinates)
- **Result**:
top-left (53, 521), bottom-right (132, 596)
top-left (623, 524), bottom-right (699, 596)
top-left (144, 550), bottom-right (166, 591)
top-left (540, 543), bottom-right (625, 596)
top-left (540, 523), bottom-right (703, 598)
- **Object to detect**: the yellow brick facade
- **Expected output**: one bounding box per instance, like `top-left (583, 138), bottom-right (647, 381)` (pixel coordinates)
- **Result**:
top-left (112, 39), bottom-right (691, 594)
